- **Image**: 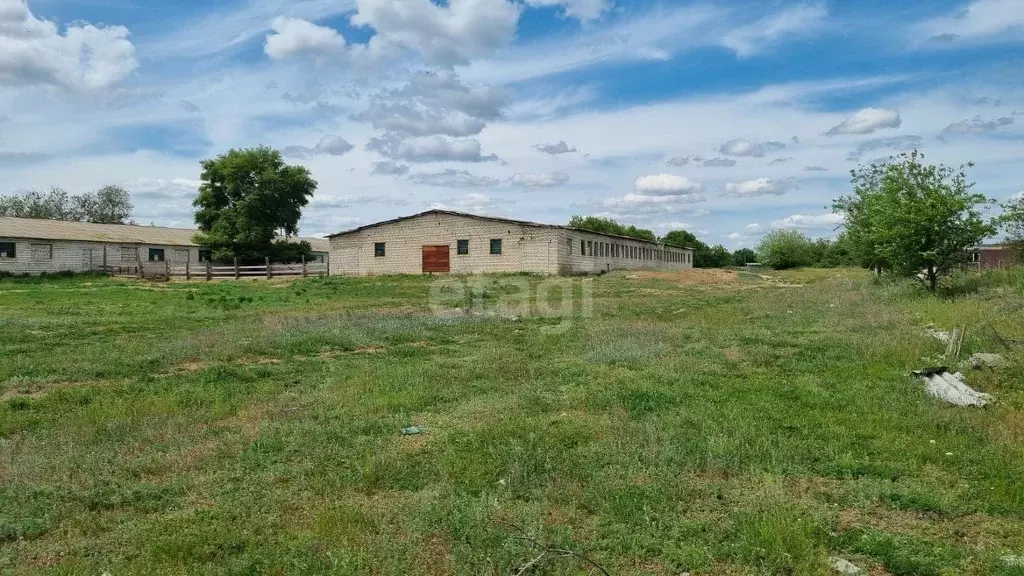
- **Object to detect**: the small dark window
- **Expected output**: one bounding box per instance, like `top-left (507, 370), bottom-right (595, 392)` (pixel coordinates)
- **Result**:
top-left (490, 239), bottom-right (502, 255)
top-left (587, 240), bottom-right (593, 256)
top-left (0, 242), bottom-right (15, 259)
top-left (457, 239), bottom-right (469, 255)
top-left (148, 248), bottom-right (165, 262)
top-left (198, 250), bottom-right (212, 262)
top-left (580, 240), bottom-right (585, 255)
top-left (374, 242), bottom-right (386, 257)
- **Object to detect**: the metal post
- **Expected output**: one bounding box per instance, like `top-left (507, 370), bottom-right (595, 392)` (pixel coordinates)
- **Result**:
top-left (302, 255), bottom-right (307, 278)
top-left (165, 258), bottom-right (170, 279)
top-left (266, 256), bottom-right (271, 280)
top-left (136, 249), bottom-right (143, 278)
top-left (234, 257), bottom-right (239, 280)
top-left (185, 260), bottom-right (190, 281)
top-left (102, 245), bottom-right (107, 271)
top-left (206, 260), bottom-right (211, 281)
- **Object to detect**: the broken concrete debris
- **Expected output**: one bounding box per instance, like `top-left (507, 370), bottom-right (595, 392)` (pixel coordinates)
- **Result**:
top-left (829, 557), bottom-right (862, 575)
top-left (913, 367), bottom-right (992, 407)
top-left (401, 426), bottom-right (423, 435)
top-left (970, 353), bottom-right (1007, 369)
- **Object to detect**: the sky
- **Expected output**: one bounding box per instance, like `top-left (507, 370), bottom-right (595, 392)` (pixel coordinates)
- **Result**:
top-left (1, 0), bottom-right (1023, 247)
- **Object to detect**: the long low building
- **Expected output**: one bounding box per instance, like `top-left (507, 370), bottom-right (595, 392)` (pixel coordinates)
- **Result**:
top-left (0, 217), bottom-right (329, 275)
top-left (328, 209), bottom-right (693, 276)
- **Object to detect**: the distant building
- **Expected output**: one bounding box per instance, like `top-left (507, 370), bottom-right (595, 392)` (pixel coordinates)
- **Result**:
top-left (967, 244), bottom-right (1020, 270)
top-left (327, 209), bottom-right (694, 276)
top-left (0, 217), bottom-right (328, 275)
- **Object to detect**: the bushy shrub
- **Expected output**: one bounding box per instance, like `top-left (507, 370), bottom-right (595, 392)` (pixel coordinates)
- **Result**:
top-left (756, 230), bottom-right (815, 269)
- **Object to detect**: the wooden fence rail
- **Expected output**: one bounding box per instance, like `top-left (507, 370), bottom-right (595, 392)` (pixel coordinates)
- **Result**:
top-left (157, 257), bottom-right (329, 280)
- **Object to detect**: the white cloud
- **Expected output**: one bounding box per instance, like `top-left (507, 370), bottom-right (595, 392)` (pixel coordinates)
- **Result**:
top-left (803, 165), bottom-right (829, 172)
top-left (0, 0), bottom-right (138, 90)
top-left (746, 223), bottom-right (762, 233)
top-left (534, 140), bottom-right (578, 155)
top-left (667, 155), bottom-right (736, 167)
top-left (409, 169), bottom-right (500, 188)
top-left (719, 138), bottom-right (787, 158)
top-left (846, 135), bottom-right (923, 161)
top-left (604, 192), bottom-right (705, 208)
top-left (771, 213), bottom-right (845, 229)
top-left (367, 134), bottom-right (499, 163)
top-left (264, 16), bottom-right (346, 60)
top-left (371, 160), bottom-right (409, 176)
top-left (509, 172), bottom-right (570, 188)
top-left (429, 192), bottom-right (505, 212)
top-left (722, 177), bottom-right (797, 197)
top-left (350, 0), bottom-right (522, 66)
top-left (721, 4), bottom-right (828, 57)
top-left (282, 135), bottom-right (354, 158)
top-left (915, 0), bottom-right (1024, 46)
top-left (942, 115), bottom-right (1014, 134)
top-left (354, 71), bottom-right (507, 138)
top-left (524, 0), bottom-right (611, 21)
top-left (634, 174), bottom-right (704, 195)
top-left (825, 107), bottom-right (902, 136)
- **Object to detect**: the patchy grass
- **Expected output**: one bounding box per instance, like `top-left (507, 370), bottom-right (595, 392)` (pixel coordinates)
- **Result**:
top-left (1, 269), bottom-right (1024, 574)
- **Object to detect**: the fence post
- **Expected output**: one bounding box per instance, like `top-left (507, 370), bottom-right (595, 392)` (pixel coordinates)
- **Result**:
top-left (185, 260), bottom-right (190, 281)
top-left (234, 258), bottom-right (239, 280)
top-left (302, 255), bottom-right (307, 278)
top-left (102, 245), bottom-right (107, 271)
top-left (136, 250), bottom-right (143, 279)
top-left (266, 256), bottom-right (271, 280)
top-left (206, 260), bottom-right (211, 281)
top-left (165, 258), bottom-right (169, 279)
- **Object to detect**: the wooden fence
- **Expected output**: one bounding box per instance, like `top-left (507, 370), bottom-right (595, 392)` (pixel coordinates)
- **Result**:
top-left (133, 257), bottom-right (328, 280)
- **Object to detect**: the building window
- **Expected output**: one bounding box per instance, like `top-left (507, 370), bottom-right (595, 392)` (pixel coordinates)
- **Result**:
top-left (30, 243), bottom-right (52, 261)
top-left (580, 240), bottom-right (585, 255)
top-left (490, 239), bottom-right (502, 255)
top-left (374, 242), bottom-right (386, 257)
top-left (457, 239), bottom-right (469, 255)
top-left (586, 241), bottom-right (593, 256)
top-left (198, 250), bottom-right (212, 262)
top-left (0, 242), bottom-right (15, 259)
top-left (969, 251), bottom-right (980, 263)
top-left (149, 248), bottom-right (165, 262)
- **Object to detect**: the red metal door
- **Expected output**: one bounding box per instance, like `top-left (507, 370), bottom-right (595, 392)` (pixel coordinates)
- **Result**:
top-left (422, 245), bottom-right (450, 273)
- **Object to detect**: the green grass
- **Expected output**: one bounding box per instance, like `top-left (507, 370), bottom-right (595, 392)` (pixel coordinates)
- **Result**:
top-left (2, 269), bottom-right (1024, 575)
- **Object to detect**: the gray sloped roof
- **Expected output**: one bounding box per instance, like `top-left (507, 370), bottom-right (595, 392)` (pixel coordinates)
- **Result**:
top-left (0, 217), bottom-right (329, 252)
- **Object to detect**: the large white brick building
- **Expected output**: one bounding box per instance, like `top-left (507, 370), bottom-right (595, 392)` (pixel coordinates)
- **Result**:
top-left (0, 217), bottom-right (329, 275)
top-left (328, 210), bottom-right (693, 276)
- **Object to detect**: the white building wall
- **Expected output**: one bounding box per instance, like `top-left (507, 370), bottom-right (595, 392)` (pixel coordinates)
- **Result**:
top-left (0, 238), bottom-right (200, 275)
top-left (327, 213), bottom-right (694, 276)
top-left (329, 213), bottom-right (561, 276)
top-left (559, 229), bottom-right (693, 274)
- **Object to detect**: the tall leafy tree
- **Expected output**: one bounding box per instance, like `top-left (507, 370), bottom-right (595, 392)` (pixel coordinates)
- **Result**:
top-left (732, 248), bottom-right (757, 266)
top-left (568, 215), bottom-right (657, 242)
top-left (996, 194), bottom-right (1024, 245)
top-left (834, 150), bottom-right (994, 291)
top-left (0, 186), bottom-right (133, 223)
top-left (756, 229), bottom-right (815, 269)
top-left (193, 146), bottom-right (317, 261)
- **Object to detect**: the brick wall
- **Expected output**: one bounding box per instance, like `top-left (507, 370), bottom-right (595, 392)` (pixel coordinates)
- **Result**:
top-left (329, 213), bottom-right (561, 276)
top-left (327, 213), bottom-right (694, 276)
top-left (0, 238), bottom-right (200, 275)
top-left (559, 229), bottom-right (693, 274)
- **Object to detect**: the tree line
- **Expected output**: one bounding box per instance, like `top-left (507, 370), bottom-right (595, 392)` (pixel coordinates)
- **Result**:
top-left (572, 150), bottom-right (1023, 291)
top-left (0, 186), bottom-right (134, 224)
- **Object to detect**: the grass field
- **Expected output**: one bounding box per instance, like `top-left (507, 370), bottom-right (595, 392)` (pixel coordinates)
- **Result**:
top-left (2, 268), bottom-right (1023, 575)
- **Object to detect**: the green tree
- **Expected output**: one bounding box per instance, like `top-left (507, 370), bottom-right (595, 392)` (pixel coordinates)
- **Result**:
top-left (0, 186), bottom-right (133, 223)
top-left (732, 248), bottom-right (757, 266)
top-left (834, 150), bottom-right (994, 291)
top-left (568, 215), bottom-right (657, 242)
top-left (663, 229), bottom-right (722, 267)
top-left (193, 147), bottom-right (317, 262)
top-left (86, 185), bottom-right (134, 224)
top-left (756, 229), bottom-right (815, 269)
top-left (996, 194), bottom-right (1024, 245)
top-left (705, 244), bottom-right (732, 267)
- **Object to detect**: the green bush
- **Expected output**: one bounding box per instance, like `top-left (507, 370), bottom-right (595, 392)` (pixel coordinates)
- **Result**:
top-left (756, 230), bottom-right (815, 269)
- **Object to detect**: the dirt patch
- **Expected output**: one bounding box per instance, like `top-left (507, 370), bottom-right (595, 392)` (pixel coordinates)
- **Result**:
top-left (838, 505), bottom-right (1024, 549)
top-left (1, 379), bottom-right (115, 402)
top-left (623, 269), bottom-right (740, 285)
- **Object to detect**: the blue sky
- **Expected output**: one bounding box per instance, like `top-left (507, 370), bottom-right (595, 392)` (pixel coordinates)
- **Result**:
top-left (2, 0), bottom-right (1023, 246)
